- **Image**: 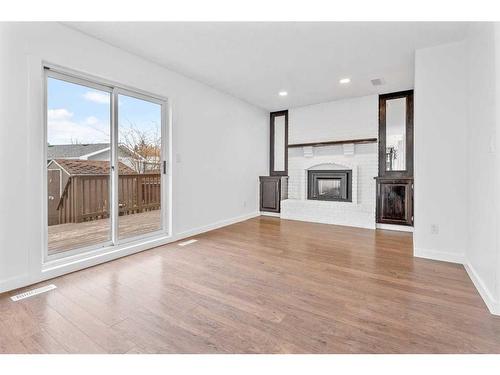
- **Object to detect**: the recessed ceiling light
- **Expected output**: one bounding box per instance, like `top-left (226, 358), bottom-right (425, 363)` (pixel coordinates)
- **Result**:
top-left (278, 91), bottom-right (288, 96)
top-left (339, 78), bottom-right (351, 84)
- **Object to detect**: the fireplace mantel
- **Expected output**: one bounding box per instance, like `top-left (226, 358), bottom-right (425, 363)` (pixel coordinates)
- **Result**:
top-left (288, 137), bottom-right (377, 148)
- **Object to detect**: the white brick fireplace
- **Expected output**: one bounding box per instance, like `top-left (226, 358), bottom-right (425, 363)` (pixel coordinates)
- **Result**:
top-left (281, 142), bottom-right (377, 229)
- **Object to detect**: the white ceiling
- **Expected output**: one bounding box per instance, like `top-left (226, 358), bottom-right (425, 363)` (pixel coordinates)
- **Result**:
top-left (66, 22), bottom-right (469, 111)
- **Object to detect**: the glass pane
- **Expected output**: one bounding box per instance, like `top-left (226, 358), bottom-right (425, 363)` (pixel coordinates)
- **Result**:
top-left (385, 98), bottom-right (406, 171)
top-left (118, 94), bottom-right (162, 240)
top-left (273, 115), bottom-right (286, 171)
top-left (318, 179), bottom-right (341, 198)
top-left (47, 77), bottom-right (111, 255)
top-left (383, 184), bottom-right (407, 219)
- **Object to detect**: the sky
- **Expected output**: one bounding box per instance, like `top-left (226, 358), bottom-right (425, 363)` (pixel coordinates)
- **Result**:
top-left (47, 77), bottom-right (161, 146)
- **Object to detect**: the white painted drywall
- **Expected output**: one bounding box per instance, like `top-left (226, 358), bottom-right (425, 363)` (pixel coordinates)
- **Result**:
top-left (288, 95), bottom-right (378, 145)
top-left (414, 41), bottom-right (468, 263)
top-left (0, 23), bottom-right (268, 292)
top-left (464, 23), bottom-right (499, 313)
top-left (414, 27), bottom-right (500, 315)
top-left (496, 23), bottom-right (500, 310)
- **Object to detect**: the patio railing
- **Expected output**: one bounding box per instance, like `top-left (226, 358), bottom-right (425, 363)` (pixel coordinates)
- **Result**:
top-left (56, 173), bottom-right (161, 225)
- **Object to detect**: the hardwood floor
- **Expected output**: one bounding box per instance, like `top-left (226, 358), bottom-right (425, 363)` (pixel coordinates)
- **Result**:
top-left (2, 216), bottom-right (500, 353)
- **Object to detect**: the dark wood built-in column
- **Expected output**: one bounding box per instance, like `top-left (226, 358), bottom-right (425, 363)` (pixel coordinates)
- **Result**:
top-left (376, 90), bottom-right (414, 226)
top-left (260, 110), bottom-right (289, 213)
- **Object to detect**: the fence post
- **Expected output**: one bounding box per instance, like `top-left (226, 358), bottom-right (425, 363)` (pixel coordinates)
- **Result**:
top-left (75, 176), bottom-right (83, 223)
top-left (70, 177), bottom-right (76, 223)
top-left (137, 174), bottom-right (143, 212)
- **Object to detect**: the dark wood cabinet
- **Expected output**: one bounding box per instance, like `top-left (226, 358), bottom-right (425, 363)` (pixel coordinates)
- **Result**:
top-left (259, 176), bottom-right (288, 213)
top-left (376, 178), bottom-right (413, 226)
top-left (377, 90), bottom-right (414, 227)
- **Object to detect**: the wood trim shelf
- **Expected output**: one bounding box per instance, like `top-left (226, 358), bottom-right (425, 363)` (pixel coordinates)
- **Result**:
top-left (288, 138), bottom-right (377, 148)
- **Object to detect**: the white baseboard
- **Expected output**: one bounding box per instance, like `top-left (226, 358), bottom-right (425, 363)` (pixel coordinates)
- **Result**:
top-left (414, 248), bottom-right (499, 316)
top-left (0, 211), bottom-right (260, 294)
top-left (174, 211), bottom-right (260, 239)
top-left (413, 248), bottom-right (465, 264)
top-left (260, 211), bottom-right (280, 217)
top-left (376, 223), bottom-right (414, 232)
top-left (279, 215), bottom-right (375, 230)
top-left (464, 262), bottom-right (500, 316)
top-left (0, 274), bottom-right (31, 295)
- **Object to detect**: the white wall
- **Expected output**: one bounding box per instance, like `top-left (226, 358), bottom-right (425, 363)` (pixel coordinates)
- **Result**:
top-left (496, 24), bottom-right (500, 309)
top-left (414, 26), bottom-right (500, 315)
top-left (464, 23), bottom-right (499, 314)
top-left (288, 95), bottom-right (378, 144)
top-left (0, 22), bottom-right (268, 292)
top-left (414, 41), bottom-right (468, 263)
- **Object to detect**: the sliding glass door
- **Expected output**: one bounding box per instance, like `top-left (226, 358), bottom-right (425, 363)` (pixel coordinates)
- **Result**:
top-left (46, 74), bottom-right (113, 256)
top-left (45, 67), bottom-right (168, 259)
top-left (116, 92), bottom-right (163, 241)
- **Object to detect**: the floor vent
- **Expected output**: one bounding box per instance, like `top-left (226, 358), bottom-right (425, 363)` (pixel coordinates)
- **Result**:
top-left (178, 239), bottom-right (198, 247)
top-left (10, 284), bottom-right (57, 301)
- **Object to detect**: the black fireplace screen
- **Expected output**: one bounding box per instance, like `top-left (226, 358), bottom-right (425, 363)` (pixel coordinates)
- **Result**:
top-left (307, 170), bottom-right (352, 202)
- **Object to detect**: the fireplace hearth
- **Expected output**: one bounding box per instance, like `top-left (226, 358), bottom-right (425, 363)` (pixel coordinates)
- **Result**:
top-left (307, 170), bottom-right (352, 202)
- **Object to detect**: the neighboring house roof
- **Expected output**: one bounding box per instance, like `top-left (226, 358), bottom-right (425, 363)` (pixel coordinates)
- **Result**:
top-left (47, 143), bottom-right (110, 159)
top-left (47, 143), bottom-right (147, 161)
top-left (52, 159), bottom-right (135, 175)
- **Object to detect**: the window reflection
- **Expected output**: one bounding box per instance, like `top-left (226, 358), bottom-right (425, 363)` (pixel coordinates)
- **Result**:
top-left (385, 97), bottom-right (406, 171)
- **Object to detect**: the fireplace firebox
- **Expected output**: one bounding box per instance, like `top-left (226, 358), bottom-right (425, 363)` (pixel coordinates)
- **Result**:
top-left (307, 170), bottom-right (352, 202)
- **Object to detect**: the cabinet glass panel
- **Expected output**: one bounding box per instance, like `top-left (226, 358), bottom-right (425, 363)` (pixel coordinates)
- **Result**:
top-left (273, 115), bottom-right (286, 172)
top-left (385, 98), bottom-right (406, 171)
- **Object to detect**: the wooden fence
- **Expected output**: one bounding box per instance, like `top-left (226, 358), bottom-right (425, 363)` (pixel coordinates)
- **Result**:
top-left (56, 174), bottom-right (161, 225)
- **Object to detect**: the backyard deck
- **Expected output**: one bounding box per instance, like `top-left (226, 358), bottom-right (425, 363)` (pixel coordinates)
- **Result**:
top-left (48, 210), bottom-right (161, 255)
